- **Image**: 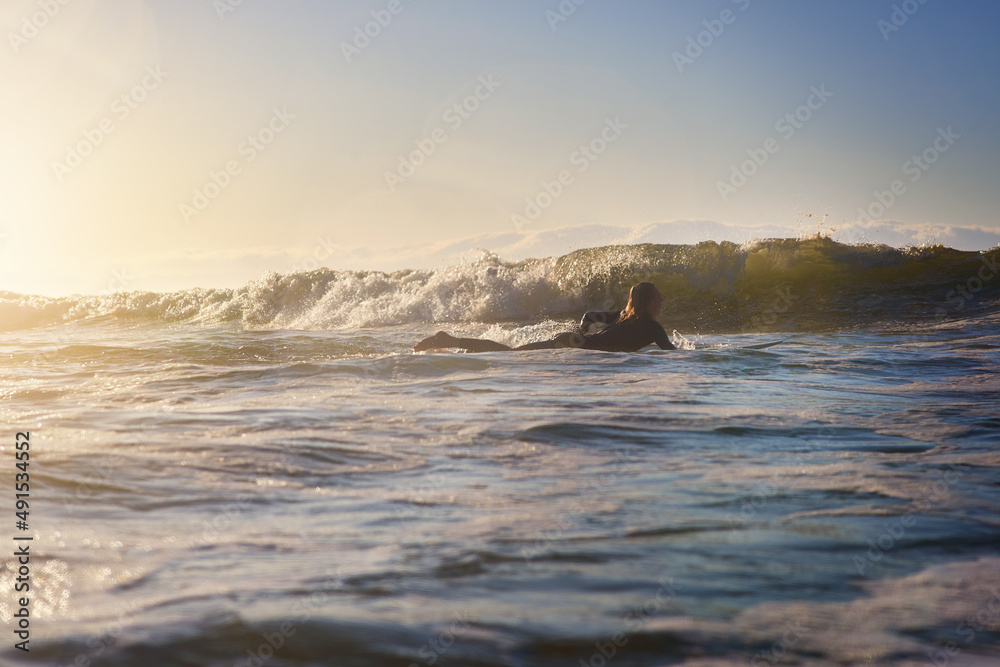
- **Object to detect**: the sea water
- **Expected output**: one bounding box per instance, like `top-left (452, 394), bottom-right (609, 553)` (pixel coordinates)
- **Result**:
top-left (1, 238), bottom-right (998, 666)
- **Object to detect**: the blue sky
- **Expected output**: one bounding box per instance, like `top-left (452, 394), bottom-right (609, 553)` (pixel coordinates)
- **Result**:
top-left (1, 0), bottom-right (998, 295)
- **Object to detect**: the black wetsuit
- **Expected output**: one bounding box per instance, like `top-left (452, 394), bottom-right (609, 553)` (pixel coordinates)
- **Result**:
top-left (511, 313), bottom-right (674, 352)
top-left (580, 314), bottom-right (675, 352)
top-left (434, 312), bottom-right (675, 353)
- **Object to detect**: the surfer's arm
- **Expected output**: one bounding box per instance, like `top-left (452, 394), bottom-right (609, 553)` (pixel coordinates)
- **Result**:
top-left (579, 310), bottom-right (621, 333)
top-left (652, 321), bottom-right (676, 350)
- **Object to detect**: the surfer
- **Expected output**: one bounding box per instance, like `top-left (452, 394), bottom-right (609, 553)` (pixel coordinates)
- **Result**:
top-left (413, 282), bottom-right (676, 353)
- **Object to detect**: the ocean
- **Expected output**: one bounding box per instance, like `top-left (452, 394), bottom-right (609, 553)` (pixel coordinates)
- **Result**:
top-left (1, 237), bottom-right (999, 666)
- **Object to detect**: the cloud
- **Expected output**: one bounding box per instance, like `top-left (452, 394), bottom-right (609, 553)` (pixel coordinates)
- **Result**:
top-left (836, 220), bottom-right (1000, 250)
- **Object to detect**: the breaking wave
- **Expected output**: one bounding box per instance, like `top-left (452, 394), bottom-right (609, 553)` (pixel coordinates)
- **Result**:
top-left (2, 237), bottom-right (998, 333)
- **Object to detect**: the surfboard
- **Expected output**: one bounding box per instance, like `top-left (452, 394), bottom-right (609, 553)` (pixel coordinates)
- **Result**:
top-left (700, 338), bottom-right (788, 351)
top-left (740, 338), bottom-right (787, 350)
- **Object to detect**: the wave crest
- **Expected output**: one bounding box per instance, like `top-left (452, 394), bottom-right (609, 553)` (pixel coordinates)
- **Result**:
top-left (3, 238), bottom-right (997, 333)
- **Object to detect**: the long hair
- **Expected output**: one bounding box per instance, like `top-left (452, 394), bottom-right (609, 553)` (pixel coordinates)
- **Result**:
top-left (617, 282), bottom-right (660, 322)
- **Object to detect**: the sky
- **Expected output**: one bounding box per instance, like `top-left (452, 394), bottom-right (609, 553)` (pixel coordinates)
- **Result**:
top-left (1, 0), bottom-right (999, 296)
